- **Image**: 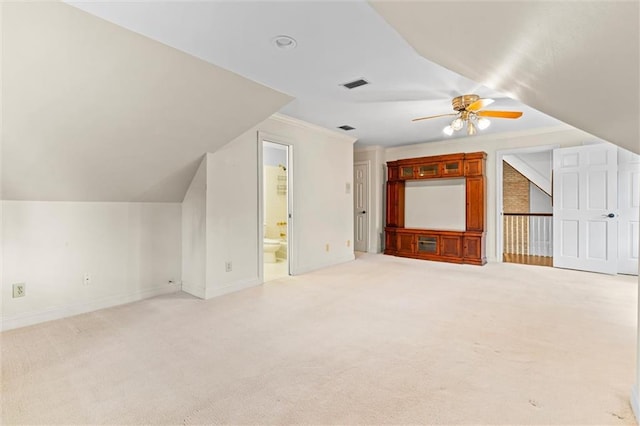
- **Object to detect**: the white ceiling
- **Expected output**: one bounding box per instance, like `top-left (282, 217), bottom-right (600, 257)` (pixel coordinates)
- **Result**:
top-left (67, 0), bottom-right (566, 148)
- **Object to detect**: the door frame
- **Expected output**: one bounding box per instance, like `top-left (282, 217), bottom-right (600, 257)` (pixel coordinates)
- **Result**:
top-left (258, 132), bottom-right (294, 282)
top-left (495, 144), bottom-right (559, 262)
top-left (618, 147), bottom-right (640, 275)
top-left (354, 160), bottom-right (371, 252)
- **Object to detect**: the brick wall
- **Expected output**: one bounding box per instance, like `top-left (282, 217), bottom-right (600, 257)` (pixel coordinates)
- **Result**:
top-left (503, 161), bottom-right (529, 254)
top-left (503, 161), bottom-right (530, 213)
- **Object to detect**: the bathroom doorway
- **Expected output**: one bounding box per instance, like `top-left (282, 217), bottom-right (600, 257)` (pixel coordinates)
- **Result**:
top-left (261, 139), bottom-right (291, 282)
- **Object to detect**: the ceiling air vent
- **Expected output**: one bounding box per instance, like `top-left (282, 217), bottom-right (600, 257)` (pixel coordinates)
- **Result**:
top-left (338, 125), bottom-right (355, 131)
top-left (342, 79), bottom-right (369, 90)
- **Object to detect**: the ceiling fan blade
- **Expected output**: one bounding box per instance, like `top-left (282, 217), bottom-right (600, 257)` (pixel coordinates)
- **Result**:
top-left (467, 98), bottom-right (494, 112)
top-left (412, 113), bottom-right (458, 122)
top-left (476, 110), bottom-right (523, 119)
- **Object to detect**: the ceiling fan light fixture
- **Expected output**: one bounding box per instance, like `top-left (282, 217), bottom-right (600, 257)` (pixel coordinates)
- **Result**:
top-left (467, 121), bottom-right (477, 136)
top-left (451, 117), bottom-right (464, 131)
top-left (443, 125), bottom-right (454, 136)
top-left (477, 117), bottom-right (491, 130)
top-left (412, 94), bottom-right (523, 137)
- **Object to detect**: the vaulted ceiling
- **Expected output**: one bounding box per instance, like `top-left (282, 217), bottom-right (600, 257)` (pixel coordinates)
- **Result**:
top-left (371, 1), bottom-right (639, 155)
top-left (66, 0), bottom-right (566, 147)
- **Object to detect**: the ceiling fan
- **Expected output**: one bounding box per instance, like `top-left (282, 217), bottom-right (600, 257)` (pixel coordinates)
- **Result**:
top-left (412, 94), bottom-right (523, 136)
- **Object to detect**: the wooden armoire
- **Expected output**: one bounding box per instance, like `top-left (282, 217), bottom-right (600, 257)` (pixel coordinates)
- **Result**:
top-left (385, 151), bottom-right (487, 265)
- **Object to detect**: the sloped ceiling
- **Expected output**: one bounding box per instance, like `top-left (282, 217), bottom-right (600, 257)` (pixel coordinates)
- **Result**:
top-left (2, 2), bottom-right (292, 202)
top-left (371, 1), bottom-right (640, 154)
top-left (65, 1), bottom-right (565, 148)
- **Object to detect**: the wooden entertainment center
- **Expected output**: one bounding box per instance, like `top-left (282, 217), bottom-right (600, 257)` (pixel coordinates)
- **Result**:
top-left (384, 151), bottom-right (487, 265)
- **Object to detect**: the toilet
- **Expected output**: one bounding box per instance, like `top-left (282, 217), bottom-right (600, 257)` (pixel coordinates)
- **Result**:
top-left (263, 238), bottom-right (281, 263)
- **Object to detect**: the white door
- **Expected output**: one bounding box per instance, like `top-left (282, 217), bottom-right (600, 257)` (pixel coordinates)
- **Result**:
top-left (618, 148), bottom-right (640, 275)
top-left (553, 143), bottom-right (618, 274)
top-left (354, 162), bottom-right (369, 252)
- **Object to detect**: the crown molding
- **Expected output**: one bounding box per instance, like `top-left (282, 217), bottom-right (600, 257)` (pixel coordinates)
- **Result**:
top-left (384, 124), bottom-right (582, 154)
top-left (354, 144), bottom-right (383, 153)
top-left (270, 113), bottom-right (358, 144)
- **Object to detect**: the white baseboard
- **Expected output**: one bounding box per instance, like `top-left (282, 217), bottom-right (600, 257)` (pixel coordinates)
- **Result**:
top-left (1, 284), bottom-right (180, 331)
top-left (182, 283), bottom-right (206, 299)
top-left (631, 386), bottom-right (639, 424)
top-left (294, 253), bottom-right (356, 275)
top-left (206, 278), bottom-right (261, 299)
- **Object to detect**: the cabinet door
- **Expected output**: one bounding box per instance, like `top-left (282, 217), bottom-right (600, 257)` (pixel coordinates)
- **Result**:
top-left (388, 166), bottom-right (399, 181)
top-left (400, 166), bottom-right (415, 180)
top-left (386, 182), bottom-right (397, 227)
top-left (466, 177), bottom-right (485, 231)
top-left (416, 235), bottom-right (439, 254)
top-left (397, 233), bottom-right (415, 255)
top-left (384, 230), bottom-right (397, 254)
top-left (464, 159), bottom-right (484, 177)
top-left (386, 181), bottom-right (405, 227)
top-left (416, 163), bottom-right (440, 178)
top-left (441, 160), bottom-right (463, 177)
top-left (440, 235), bottom-right (462, 258)
top-left (463, 235), bottom-right (483, 263)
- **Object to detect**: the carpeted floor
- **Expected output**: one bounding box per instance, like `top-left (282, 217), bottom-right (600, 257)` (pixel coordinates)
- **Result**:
top-left (1, 253), bottom-right (637, 425)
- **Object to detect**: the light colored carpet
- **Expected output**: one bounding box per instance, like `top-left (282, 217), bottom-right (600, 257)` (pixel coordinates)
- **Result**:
top-left (1, 254), bottom-right (637, 425)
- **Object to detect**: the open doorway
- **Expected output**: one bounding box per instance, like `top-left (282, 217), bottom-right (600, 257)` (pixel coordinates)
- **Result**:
top-left (261, 140), bottom-right (291, 282)
top-left (497, 145), bottom-right (557, 267)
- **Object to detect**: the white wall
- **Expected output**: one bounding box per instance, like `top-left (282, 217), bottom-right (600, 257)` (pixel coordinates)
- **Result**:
top-left (181, 158), bottom-right (207, 298)
top-left (205, 139), bottom-right (262, 298)
top-left (2, 201), bottom-right (181, 330)
top-left (382, 126), bottom-right (593, 262)
top-left (405, 179), bottom-right (466, 230)
top-left (261, 116), bottom-right (355, 274)
top-left (530, 184), bottom-right (552, 213)
top-left (197, 113), bottom-right (355, 300)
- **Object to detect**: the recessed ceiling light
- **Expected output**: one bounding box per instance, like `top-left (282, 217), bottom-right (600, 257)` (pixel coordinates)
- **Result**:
top-left (272, 35), bottom-right (297, 50)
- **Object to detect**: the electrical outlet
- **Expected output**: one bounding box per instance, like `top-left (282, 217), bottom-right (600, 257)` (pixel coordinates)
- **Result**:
top-left (225, 261), bottom-right (232, 272)
top-left (83, 273), bottom-right (91, 286)
top-left (347, 240), bottom-right (351, 247)
top-left (12, 283), bottom-right (25, 298)
top-left (325, 243), bottom-right (330, 252)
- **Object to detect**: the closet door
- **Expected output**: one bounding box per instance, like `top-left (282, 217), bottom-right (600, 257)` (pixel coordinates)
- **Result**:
top-left (553, 144), bottom-right (617, 274)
